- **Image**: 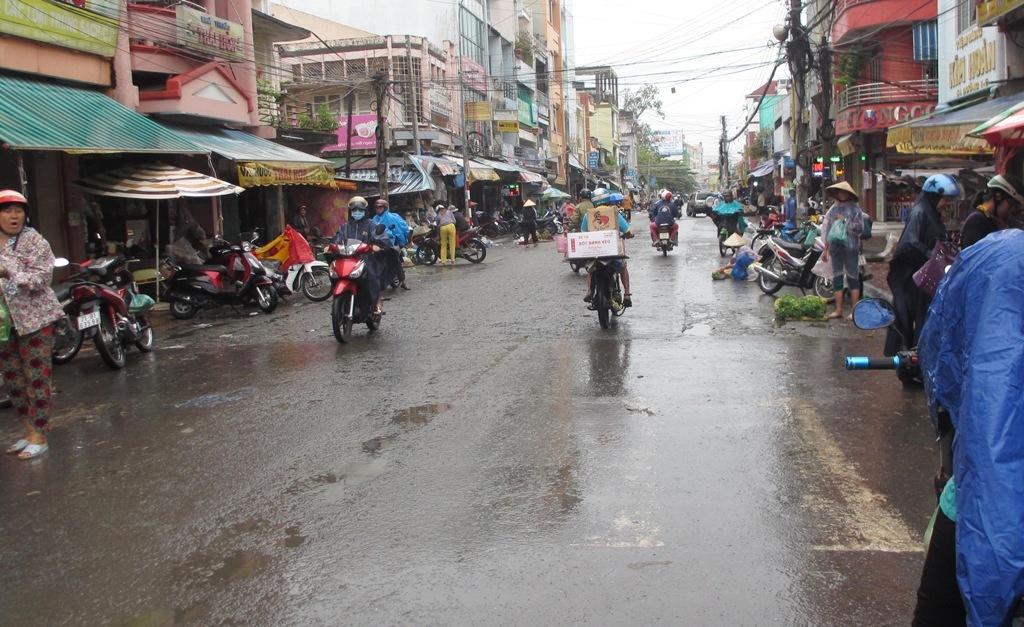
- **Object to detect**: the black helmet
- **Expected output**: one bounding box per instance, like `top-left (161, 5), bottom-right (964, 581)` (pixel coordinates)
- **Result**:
top-left (578, 189), bottom-right (592, 200)
top-left (373, 198), bottom-right (389, 209)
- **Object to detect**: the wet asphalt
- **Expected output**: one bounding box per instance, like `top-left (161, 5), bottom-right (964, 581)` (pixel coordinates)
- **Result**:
top-left (0, 216), bottom-right (937, 626)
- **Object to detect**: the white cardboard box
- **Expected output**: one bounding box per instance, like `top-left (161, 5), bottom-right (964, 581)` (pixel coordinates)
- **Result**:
top-left (567, 230), bottom-right (621, 259)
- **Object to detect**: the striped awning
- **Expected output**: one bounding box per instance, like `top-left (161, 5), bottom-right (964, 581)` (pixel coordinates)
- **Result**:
top-left (409, 154), bottom-right (459, 176)
top-left (74, 162), bottom-right (244, 199)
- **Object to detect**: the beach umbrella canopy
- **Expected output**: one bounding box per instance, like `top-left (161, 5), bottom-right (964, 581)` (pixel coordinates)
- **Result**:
top-left (540, 187), bottom-right (569, 202)
top-left (73, 162), bottom-right (243, 199)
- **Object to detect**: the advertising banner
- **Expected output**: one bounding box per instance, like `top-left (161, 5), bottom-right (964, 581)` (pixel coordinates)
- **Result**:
top-left (497, 120), bottom-right (520, 133)
top-left (587, 151), bottom-right (599, 169)
top-left (465, 101), bottom-right (492, 122)
top-left (0, 0), bottom-right (118, 56)
top-left (324, 114), bottom-right (378, 151)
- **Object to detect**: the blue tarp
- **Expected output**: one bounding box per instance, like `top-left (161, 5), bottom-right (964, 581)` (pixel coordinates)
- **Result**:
top-left (920, 229), bottom-right (1024, 627)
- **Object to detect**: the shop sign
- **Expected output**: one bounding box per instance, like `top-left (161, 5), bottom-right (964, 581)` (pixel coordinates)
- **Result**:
top-left (464, 101), bottom-right (491, 122)
top-left (176, 6), bottom-right (244, 62)
top-left (835, 102), bottom-right (937, 135)
top-left (946, 26), bottom-right (1003, 100)
top-left (324, 114), bottom-right (378, 151)
top-left (497, 120), bottom-right (519, 133)
top-left (461, 57), bottom-right (488, 94)
top-left (518, 97), bottom-right (536, 126)
top-left (587, 151), bottom-right (599, 169)
top-left (492, 109), bottom-right (518, 122)
top-left (0, 0), bottom-right (118, 56)
top-left (237, 163), bottom-right (335, 187)
top-left (979, 0), bottom-right (1024, 26)
top-left (429, 84), bottom-right (452, 119)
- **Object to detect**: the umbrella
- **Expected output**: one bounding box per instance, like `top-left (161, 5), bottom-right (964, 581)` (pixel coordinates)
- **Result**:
top-left (74, 163), bottom-right (244, 301)
top-left (540, 187), bottom-right (569, 202)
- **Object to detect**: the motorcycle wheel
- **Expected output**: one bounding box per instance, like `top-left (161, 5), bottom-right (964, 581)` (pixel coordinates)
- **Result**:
top-left (300, 267), bottom-right (332, 302)
top-left (463, 239), bottom-right (486, 263)
top-left (390, 276), bottom-right (402, 289)
top-left (94, 310), bottom-right (126, 370)
top-left (366, 312), bottom-right (380, 331)
top-left (749, 233), bottom-right (769, 254)
top-left (134, 315), bottom-right (155, 353)
top-left (718, 237), bottom-right (729, 257)
top-left (662, 244), bottom-right (668, 257)
top-left (596, 277), bottom-right (611, 329)
top-left (169, 300), bottom-right (197, 320)
top-left (332, 295), bottom-right (353, 344)
top-left (812, 275), bottom-right (836, 303)
top-left (569, 261), bottom-right (582, 274)
top-left (757, 255), bottom-right (784, 295)
top-left (52, 317), bottom-right (83, 365)
top-left (255, 284), bottom-right (278, 313)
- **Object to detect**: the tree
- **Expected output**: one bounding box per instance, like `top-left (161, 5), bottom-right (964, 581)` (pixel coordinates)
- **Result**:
top-left (638, 146), bottom-right (697, 194)
top-left (621, 84), bottom-right (665, 152)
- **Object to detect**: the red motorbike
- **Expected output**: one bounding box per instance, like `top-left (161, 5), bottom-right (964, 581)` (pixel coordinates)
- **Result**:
top-left (164, 237), bottom-right (278, 319)
top-left (52, 255), bottom-right (155, 370)
top-left (420, 225), bottom-right (487, 263)
top-left (326, 239), bottom-right (384, 344)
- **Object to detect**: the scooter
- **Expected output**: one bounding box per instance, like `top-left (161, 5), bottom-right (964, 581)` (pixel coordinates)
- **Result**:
top-left (421, 225), bottom-right (487, 263)
top-left (51, 256), bottom-right (155, 370)
top-left (752, 230), bottom-right (836, 302)
top-left (587, 256), bottom-right (628, 329)
top-left (326, 237), bottom-right (384, 344)
top-left (246, 229), bottom-right (331, 302)
top-left (164, 237), bottom-right (278, 319)
top-left (655, 224), bottom-right (675, 256)
top-left (536, 210), bottom-right (564, 237)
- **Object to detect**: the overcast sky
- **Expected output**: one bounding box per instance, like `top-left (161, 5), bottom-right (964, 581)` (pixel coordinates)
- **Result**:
top-left (573, 0), bottom-right (790, 159)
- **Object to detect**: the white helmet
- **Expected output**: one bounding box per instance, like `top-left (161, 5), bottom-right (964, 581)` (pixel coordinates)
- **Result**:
top-left (659, 189), bottom-right (672, 201)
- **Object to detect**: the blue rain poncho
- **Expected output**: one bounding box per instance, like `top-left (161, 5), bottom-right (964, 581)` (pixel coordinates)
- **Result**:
top-left (919, 229), bottom-right (1024, 627)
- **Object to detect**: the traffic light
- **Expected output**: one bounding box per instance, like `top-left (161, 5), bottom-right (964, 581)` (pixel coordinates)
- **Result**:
top-left (503, 184), bottom-right (520, 197)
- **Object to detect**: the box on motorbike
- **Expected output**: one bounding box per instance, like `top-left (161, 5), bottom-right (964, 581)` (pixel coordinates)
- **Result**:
top-left (567, 230), bottom-right (621, 259)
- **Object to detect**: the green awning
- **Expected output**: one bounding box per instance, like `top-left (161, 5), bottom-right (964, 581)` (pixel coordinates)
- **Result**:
top-left (0, 74), bottom-right (207, 154)
top-left (161, 123), bottom-right (330, 165)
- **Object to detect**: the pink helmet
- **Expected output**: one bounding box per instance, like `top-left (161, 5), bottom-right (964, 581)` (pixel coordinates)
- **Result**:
top-left (0, 190), bottom-right (28, 207)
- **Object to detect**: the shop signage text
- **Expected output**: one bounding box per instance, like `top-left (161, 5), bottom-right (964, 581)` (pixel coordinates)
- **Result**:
top-left (0, 0), bottom-right (118, 56)
top-left (949, 27), bottom-right (999, 99)
top-left (497, 120), bottom-right (519, 133)
top-left (324, 114), bottom-right (378, 151)
top-left (835, 102), bottom-right (937, 135)
top-left (979, 0), bottom-right (1024, 26)
top-left (176, 6), bottom-right (243, 62)
top-left (429, 84), bottom-right (452, 119)
top-left (460, 57), bottom-right (487, 94)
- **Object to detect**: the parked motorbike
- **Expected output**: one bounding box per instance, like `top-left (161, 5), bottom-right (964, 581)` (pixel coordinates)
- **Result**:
top-left (51, 255), bottom-right (155, 369)
top-left (326, 238), bottom-right (384, 344)
top-left (421, 224), bottom-right (487, 263)
top-left (246, 228), bottom-right (331, 302)
top-left (164, 237), bottom-right (278, 319)
top-left (536, 210), bottom-right (564, 238)
top-left (410, 223), bottom-right (439, 266)
top-left (655, 224), bottom-right (675, 256)
top-left (752, 230), bottom-right (835, 302)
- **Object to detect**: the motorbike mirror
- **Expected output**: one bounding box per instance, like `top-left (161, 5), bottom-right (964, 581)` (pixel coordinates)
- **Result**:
top-left (53, 257), bottom-right (70, 268)
top-left (374, 223), bottom-right (387, 235)
top-left (312, 226), bottom-right (322, 238)
top-left (852, 298), bottom-right (895, 330)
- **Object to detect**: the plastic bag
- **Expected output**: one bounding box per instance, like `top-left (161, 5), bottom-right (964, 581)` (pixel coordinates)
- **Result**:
top-left (828, 217), bottom-right (848, 243)
top-left (811, 256), bottom-right (832, 278)
top-left (0, 296), bottom-right (11, 342)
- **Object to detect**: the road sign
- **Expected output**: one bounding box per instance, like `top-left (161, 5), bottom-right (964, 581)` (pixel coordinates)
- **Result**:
top-left (587, 151), bottom-right (599, 169)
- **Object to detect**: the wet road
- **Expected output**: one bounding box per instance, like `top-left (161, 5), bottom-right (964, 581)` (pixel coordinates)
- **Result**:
top-left (0, 216), bottom-right (937, 626)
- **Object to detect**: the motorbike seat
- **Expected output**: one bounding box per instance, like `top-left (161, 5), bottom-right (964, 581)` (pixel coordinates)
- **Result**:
top-left (771, 236), bottom-right (807, 255)
top-left (180, 263), bottom-right (228, 274)
top-left (52, 282), bottom-right (73, 301)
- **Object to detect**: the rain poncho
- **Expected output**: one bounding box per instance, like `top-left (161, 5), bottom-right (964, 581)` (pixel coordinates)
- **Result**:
top-left (919, 229), bottom-right (1024, 627)
top-left (713, 200), bottom-right (743, 215)
top-left (372, 208), bottom-right (411, 246)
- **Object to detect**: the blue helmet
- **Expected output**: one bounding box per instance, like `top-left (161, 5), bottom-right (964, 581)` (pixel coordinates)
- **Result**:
top-left (922, 174), bottom-right (963, 199)
top-left (592, 188), bottom-right (624, 207)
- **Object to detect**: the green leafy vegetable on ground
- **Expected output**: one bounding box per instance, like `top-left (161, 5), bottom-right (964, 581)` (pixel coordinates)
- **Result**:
top-left (774, 294), bottom-right (827, 320)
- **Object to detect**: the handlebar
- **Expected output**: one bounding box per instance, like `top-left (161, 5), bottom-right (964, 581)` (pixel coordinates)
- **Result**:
top-left (845, 356), bottom-right (901, 370)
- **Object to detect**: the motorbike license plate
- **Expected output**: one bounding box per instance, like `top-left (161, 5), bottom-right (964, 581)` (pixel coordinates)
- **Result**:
top-left (77, 311), bottom-right (100, 330)
top-left (660, 233), bottom-right (669, 240)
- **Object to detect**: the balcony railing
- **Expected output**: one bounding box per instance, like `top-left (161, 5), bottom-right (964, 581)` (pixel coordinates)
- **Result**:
top-left (836, 79), bottom-right (938, 110)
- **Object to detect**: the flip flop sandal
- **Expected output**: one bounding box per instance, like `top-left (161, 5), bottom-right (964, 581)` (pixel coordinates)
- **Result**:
top-left (17, 443), bottom-right (47, 460)
top-left (583, 295), bottom-right (593, 303)
top-left (7, 439), bottom-right (28, 454)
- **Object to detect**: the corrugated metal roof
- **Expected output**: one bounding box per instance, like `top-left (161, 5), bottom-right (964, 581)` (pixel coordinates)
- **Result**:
top-left (162, 123), bottom-right (330, 164)
top-left (0, 74), bottom-right (206, 154)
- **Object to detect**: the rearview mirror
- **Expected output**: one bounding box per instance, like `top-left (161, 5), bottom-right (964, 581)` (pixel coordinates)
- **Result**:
top-left (852, 298), bottom-right (895, 330)
top-left (375, 223), bottom-right (387, 235)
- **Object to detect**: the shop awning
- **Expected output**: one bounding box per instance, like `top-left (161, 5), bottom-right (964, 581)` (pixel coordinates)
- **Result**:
top-left (161, 123), bottom-right (334, 186)
top-left (888, 94), bottom-right (1022, 154)
top-left (518, 169), bottom-right (546, 184)
top-left (0, 75), bottom-right (206, 154)
top-left (837, 134), bottom-right (858, 157)
top-left (74, 162), bottom-right (243, 199)
top-left (749, 159), bottom-right (775, 177)
top-left (969, 97), bottom-right (1024, 147)
top-left (409, 154), bottom-right (459, 176)
top-left (568, 154), bottom-right (584, 170)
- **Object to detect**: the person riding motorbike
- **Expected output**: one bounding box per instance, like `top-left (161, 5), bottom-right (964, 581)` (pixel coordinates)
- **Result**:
top-left (372, 198), bottom-right (411, 290)
top-left (960, 173), bottom-right (1024, 249)
top-left (711, 190), bottom-right (744, 236)
top-left (327, 197), bottom-right (393, 315)
top-left (648, 189), bottom-right (680, 245)
top-left (568, 189), bottom-right (594, 232)
top-left (582, 188), bottom-right (633, 307)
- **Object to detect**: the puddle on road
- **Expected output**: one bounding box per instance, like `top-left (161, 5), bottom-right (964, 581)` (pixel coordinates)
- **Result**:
top-left (173, 390), bottom-right (248, 409)
top-left (177, 549), bottom-right (271, 584)
top-left (126, 603), bottom-right (210, 627)
top-left (277, 525), bottom-right (306, 548)
top-left (391, 402), bottom-right (451, 425)
top-left (682, 323), bottom-right (712, 337)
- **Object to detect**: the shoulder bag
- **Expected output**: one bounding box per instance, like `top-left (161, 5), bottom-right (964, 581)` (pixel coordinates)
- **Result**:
top-left (912, 239), bottom-right (958, 298)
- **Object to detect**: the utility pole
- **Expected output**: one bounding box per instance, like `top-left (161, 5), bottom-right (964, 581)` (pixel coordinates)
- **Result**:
top-left (818, 35), bottom-right (833, 187)
top-left (405, 37), bottom-right (422, 156)
top-left (458, 40), bottom-right (470, 217)
top-left (788, 0), bottom-right (808, 207)
top-left (344, 92), bottom-right (354, 179)
top-left (718, 115), bottom-right (728, 192)
top-left (373, 74), bottom-right (389, 202)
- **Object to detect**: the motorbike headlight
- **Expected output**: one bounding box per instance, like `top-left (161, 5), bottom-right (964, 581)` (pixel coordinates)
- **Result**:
top-left (350, 261), bottom-right (365, 278)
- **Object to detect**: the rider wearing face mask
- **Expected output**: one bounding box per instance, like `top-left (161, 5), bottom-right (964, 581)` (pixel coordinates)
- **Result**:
top-left (328, 197), bottom-right (393, 315)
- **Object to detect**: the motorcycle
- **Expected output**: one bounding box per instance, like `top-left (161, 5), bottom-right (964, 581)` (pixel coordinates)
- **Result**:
top-left (752, 230), bottom-right (836, 302)
top-left (587, 254), bottom-right (628, 329)
top-left (421, 225), bottom-right (487, 263)
top-left (655, 224), bottom-right (675, 256)
top-left (164, 237), bottom-right (278, 319)
top-left (410, 223), bottom-right (439, 266)
top-left (326, 238), bottom-right (384, 344)
top-left (248, 228), bottom-right (331, 302)
top-left (51, 255), bottom-right (155, 370)
top-left (710, 212), bottom-right (743, 257)
top-left (536, 210), bottom-right (564, 238)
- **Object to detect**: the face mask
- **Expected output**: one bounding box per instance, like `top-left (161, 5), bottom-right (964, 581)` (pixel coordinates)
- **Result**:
top-left (350, 211), bottom-right (365, 220)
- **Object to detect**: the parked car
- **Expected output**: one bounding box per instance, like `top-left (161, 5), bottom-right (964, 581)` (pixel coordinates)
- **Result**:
top-left (687, 191), bottom-right (720, 217)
